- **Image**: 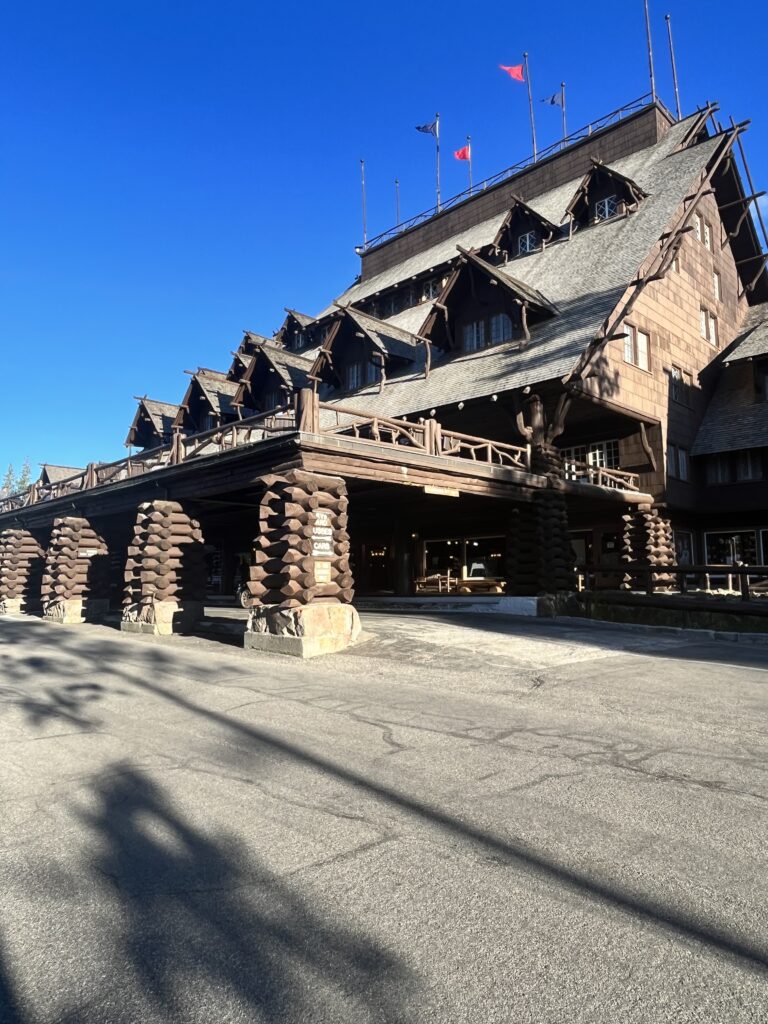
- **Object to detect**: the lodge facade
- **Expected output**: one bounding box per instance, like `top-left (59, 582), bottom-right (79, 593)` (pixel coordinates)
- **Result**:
top-left (1, 98), bottom-right (766, 646)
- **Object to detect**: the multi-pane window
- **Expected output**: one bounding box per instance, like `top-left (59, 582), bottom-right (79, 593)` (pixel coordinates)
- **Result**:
top-left (594, 195), bottom-right (619, 221)
top-left (693, 213), bottom-right (702, 241)
top-left (706, 454), bottom-right (730, 485)
top-left (421, 278), bottom-right (442, 302)
top-left (703, 220), bottom-right (712, 251)
top-left (670, 366), bottom-right (693, 406)
top-left (262, 389), bottom-right (281, 411)
top-left (345, 362), bottom-right (362, 390)
top-left (462, 319), bottom-right (486, 352)
top-left (668, 445), bottom-right (690, 481)
top-left (562, 440), bottom-right (620, 480)
top-left (490, 312), bottom-right (513, 345)
top-left (365, 360), bottom-right (380, 385)
top-left (736, 449), bottom-right (762, 481)
top-left (713, 270), bottom-right (722, 301)
top-left (700, 308), bottom-right (718, 346)
top-left (623, 324), bottom-right (649, 370)
top-left (517, 230), bottom-right (539, 255)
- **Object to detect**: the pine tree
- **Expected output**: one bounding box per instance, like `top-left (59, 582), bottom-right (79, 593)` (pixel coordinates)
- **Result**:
top-left (1, 464), bottom-right (14, 496)
top-left (15, 458), bottom-right (32, 491)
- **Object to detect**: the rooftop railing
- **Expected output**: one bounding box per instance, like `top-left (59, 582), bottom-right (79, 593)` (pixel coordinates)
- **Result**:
top-left (360, 93), bottom-right (654, 252)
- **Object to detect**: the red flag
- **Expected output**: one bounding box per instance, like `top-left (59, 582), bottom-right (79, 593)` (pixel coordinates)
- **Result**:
top-left (500, 64), bottom-right (524, 82)
top-left (454, 144), bottom-right (471, 161)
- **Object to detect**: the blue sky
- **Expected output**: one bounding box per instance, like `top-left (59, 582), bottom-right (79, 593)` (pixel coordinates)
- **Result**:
top-left (1, 0), bottom-right (766, 474)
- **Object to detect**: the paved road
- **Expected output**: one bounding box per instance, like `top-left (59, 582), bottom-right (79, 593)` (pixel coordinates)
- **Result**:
top-left (0, 612), bottom-right (767, 1023)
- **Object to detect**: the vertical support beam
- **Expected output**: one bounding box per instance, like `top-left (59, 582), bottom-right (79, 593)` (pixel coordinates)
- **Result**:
top-left (121, 500), bottom-right (206, 635)
top-left (245, 469), bottom-right (360, 657)
top-left (621, 501), bottom-right (675, 590)
top-left (0, 527), bottom-right (46, 615)
top-left (41, 516), bottom-right (110, 624)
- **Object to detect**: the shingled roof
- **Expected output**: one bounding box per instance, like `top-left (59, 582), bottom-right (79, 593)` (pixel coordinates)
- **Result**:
top-left (691, 358), bottom-right (768, 455)
top-left (190, 369), bottom-right (241, 418)
top-left (316, 115), bottom-right (723, 422)
top-left (723, 303), bottom-right (768, 363)
top-left (39, 464), bottom-right (84, 485)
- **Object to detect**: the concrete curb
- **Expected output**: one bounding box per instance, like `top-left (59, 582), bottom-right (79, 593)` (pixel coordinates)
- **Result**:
top-left (548, 614), bottom-right (768, 646)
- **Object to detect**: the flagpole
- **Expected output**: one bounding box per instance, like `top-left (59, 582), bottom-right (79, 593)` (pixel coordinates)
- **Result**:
top-left (523, 52), bottom-right (537, 160)
top-left (360, 159), bottom-right (367, 247)
top-left (643, 0), bottom-right (657, 102)
top-left (561, 82), bottom-right (569, 145)
top-left (395, 178), bottom-right (401, 225)
top-left (435, 112), bottom-right (441, 212)
top-left (466, 136), bottom-right (473, 195)
top-left (665, 14), bottom-right (682, 120)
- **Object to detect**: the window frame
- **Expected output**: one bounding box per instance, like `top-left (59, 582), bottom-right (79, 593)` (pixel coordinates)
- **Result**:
top-left (461, 318), bottom-right (486, 353)
top-left (345, 361), bottom-right (363, 391)
top-left (517, 230), bottom-right (539, 255)
top-left (713, 269), bottom-right (722, 301)
top-left (623, 323), bottom-right (650, 371)
top-left (594, 194), bottom-right (619, 222)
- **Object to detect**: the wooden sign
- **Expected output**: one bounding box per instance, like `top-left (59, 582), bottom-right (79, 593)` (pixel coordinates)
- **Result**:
top-left (423, 485), bottom-right (460, 497)
top-left (314, 560), bottom-right (332, 584)
top-left (310, 510), bottom-right (334, 558)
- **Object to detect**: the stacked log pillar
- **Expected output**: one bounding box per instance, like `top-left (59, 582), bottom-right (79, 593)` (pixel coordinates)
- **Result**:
top-left (245, 470), bottom-right (361, 657)
top-left (41, 517), bottom-right (110, 624)
top-left (121, 501), bottom-right (206, 635)
top-left (621, 502), bottom-right (675, 591)
top-left (0, 528), bottom-right (46, 615)
top-left (506, 444), bottom-right (575, 596)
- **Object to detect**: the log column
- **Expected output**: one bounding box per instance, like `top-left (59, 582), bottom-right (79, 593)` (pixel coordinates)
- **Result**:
top-left (121, 500), bottom-right (206, 635)
top-left (621, 502), bottom-right (675, 590)
top-left (41, 517), bottom-right (110, 624)
top-left (245, 469), bottom-right (360, 657)
top-left (0, 527), bottom-right (46, 615)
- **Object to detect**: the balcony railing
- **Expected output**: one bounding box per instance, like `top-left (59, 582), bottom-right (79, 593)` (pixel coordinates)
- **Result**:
top-left (565, 461), bottom-right (640, 492)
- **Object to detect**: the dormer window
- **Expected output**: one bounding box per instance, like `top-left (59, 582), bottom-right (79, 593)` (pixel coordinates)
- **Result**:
top-left (365, 361), bottom-right (380, 385)
top-left (594, 195), bottom-right (619, 222)
top-left (262, 389), bottom-right (282, 411)
top-left (462, 319), bottom-right (486, 352)
top-left (517, 230), bottom-right (539, 255)
top-left (422, 278), bottom-right (442, 302)
top-left (490, 312), bottom-right (513, 344)
top-left (345, 362), bottom-right (362, 390)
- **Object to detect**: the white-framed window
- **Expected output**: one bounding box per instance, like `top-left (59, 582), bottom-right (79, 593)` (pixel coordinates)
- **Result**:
top-left (623, 324), bottom-right (649, 370)
top-left (700, 308), bottom-right (718, 346)
top-left (421, 278), bottom-right (442, 302)
top-left (713, 270), bottom-right (722, 301)
top-left (670, 366), bottom-right (684, 404)
top-left (736, 449), bottom-right (762, 481)
top-left (345, 362), bottom-right (362, 390)
top-left (562, 440), bottom-right (620, 479)
top-left (703, 220), bottom-right (712, 252)
top-left (594, 195), bottom-right (619, 221)
top-left (694, 213), bottom-right (702, 241)
top-left (517, 230), bottom-right (539, 255)
top-left (462, 319), bottom-right (486, 352)
top-left (490, 312), bottom-right (513, 345)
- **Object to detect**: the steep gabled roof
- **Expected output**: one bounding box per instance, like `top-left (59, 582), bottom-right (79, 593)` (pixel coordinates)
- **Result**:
top-left (234, 339), bottom-right (314, 407)
top-left (343, 306), bottom-right (426, 360)
top-left (492, 195), bottom-right (560, 249)
top-left (194, 369), bottom-right (241, 417)
top-left (565, 159), bottom-right (649, 221)
top-left (456, 246), bottom-right (558, 314)
top-left (691, 358), bottom-right (768, 455)
top-left (39, 464), bottom-right (84, 485)
top-left (723, 303), bottom-right (768, 363)
top-left (285, 308), bottom-right (315, 329)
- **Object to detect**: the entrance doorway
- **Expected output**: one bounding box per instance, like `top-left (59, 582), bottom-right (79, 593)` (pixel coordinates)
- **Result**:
top-left (416, 535), bottom-right (505, 595)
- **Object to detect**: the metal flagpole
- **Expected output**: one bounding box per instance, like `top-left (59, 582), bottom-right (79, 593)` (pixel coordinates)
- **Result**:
top-left (561, 82), bottom-right (567, 143)
top-left (360, 159), bottom-right (367, 247)
top-left (395, 178), bottom-right (401, 225)
top-left (523, 52), bottom-right (537, 160)
top-left (644, 0), bottom-right (657, 102)
top-left (665, 14), bottom-right (682, 119)
top-left (466, 136), bottom-right (473, 195)
top-left (435, 112), bottom-right (441, 211)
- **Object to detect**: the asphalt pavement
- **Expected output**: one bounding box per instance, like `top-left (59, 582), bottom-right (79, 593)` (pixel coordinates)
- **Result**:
top-left (1, 611), bottom-right (767, 1023)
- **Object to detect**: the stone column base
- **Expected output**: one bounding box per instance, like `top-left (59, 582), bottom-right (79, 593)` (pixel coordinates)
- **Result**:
top-left (0, 597), bottom-right (26, 616)
top-left (43, 598), bottom-right (111, 625)
top-left (245, 602), bottom-right (361, 658)
top-left (121, 599), bottom-right (204, 636)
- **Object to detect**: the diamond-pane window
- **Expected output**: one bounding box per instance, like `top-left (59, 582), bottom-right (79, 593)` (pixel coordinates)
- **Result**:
top-left (517, 230), bottom-right (539, 255)
top-left (594, 195), bottom-right (619, 221)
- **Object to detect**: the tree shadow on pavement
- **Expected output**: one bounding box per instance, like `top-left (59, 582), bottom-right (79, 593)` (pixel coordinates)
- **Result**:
top-left (52, 764), bottom-right (411, 1023)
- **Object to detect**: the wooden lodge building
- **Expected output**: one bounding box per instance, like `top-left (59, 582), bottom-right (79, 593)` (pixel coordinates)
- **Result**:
top-left (1, 97), bottom-right (767, 646)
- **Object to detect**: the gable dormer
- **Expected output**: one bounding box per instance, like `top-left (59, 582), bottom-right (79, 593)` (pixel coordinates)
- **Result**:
top-left (492, 196), bottom-right (560, 260)
top-left (276, 309), bottom-right (317, 352)
top-left (125, 397), bottom-right (180, 450)
top-left (421, 246), bottom-right (557, 354)
top-left (565, 160), bottom-right (647, 230)
top-left (310, 307), bottom-right (425, 394)
top-left (234, 340), bottom-right (313, 414)
top-left (173, 369), bottom-right (246, 435)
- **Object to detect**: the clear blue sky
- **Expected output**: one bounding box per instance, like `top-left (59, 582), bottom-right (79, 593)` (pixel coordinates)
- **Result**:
top-left (1, 0), bottom-right (766, 473)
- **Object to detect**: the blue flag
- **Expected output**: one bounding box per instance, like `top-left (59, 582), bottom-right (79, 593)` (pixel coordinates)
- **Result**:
top-left (415, 121), bottom-right (437, 136)
top-left (541, 92), bottom-right (563, 107)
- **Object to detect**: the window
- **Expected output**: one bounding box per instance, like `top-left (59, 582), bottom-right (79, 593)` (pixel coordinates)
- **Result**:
top-left (517, 230), bottom-right (539, 255)
top-left (623, 324), bottom-right (650, 370)
top-left (713, 270), bottom-right (722, 301)
top-left (706, 454), bottom-right (730, 485)
top-left (421, 278), bottom-right (442, 302)
top-left (705, 531), bottom-right (757, 565)
top-left (700, 308), bottom-right (718, 346)
top-left (594, 195), bottom-right (619, 221)
top-left (694, 213), bottom-right (702, 241)
top-left (562, 440), bottom-right (620, 480)
top-left (490, 312), bottom-right (513, 345)
top-left (670, 366), bottom-right (684, 404)
top-left (381, 294), bottom-right (397, 318)
top-left (365, 360), bottom-right (380, 385)
top-left (678, 447), bottom-right (689, 481)
top-left (345, 362), bottom-right (362, 390)
top-left (674, 531), bottom-right (694, 565)
top-left (462, 319), bottom-right (486, 352)
top-left (262, 389), bottom-right (281, 411)
top-left (703, 220), bottom-right (712, 252)
top-left (671, 254), bottom-right (680, 274)
top-left (736, 449), bottom-right (762, 481)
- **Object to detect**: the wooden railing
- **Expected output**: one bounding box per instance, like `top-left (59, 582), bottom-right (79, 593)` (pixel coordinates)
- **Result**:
top-left (318, 401), bottom-right (531, 471)
top-left (565, 461), bottom-right (640, 492)
top-left (581, 563), bottom-right (768, 601)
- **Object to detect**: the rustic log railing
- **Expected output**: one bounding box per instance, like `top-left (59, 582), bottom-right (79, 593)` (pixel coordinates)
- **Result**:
top-left (565, 461), bottom-right (640, 492)
top-left (580, 563), bottom-right (768, 601)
